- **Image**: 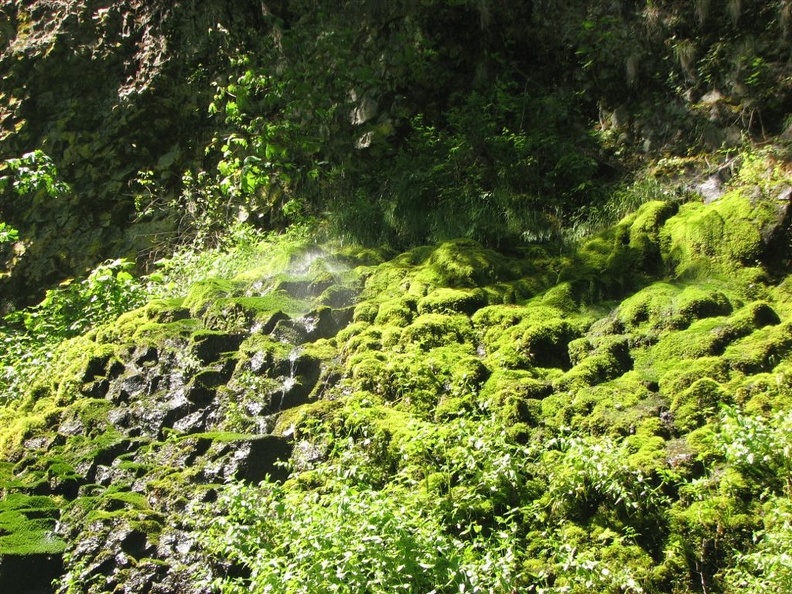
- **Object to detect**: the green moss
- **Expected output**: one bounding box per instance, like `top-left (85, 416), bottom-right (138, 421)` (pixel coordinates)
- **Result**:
top-left (0, 398), bottom-right (64, 456)
top-left (629, 200), bottom-right (679, 242)
top-left (541, 282), bottom-right (578, 313)
top-left (647, 299), bottom-right (775, 368)
top-left (556, 336), bottom-right (632, 390)
top-left (346, 344), bottom-right (486, 417)
top-left (474, 304), bottom-right (582, 370)
top-left (399, 313), bottom-right (475, 351)
top-left (666, 285), bottom-right (733, 330)
top-left (732, 363), bottom-right (792, 414)
top-left (671, 378), bottom-right (728, 432)
top-left (374, 297), bottom-right (417, 327)
top-left (352, 301), bottom-right (379, 323)
top-left (412, 239), bottom-right (521, 288)
top-left (417, 288), bottom-right (487, 316)
top-left (478, 369), bottom-right (549, 426)
top-left (93, 299), bottom-right (190, 343)
top-left (723, 321), bottom-right (792, 374)
top-left (273, 399), bottom-right (345, 437)
top-left (616, 283), bottom-right (678, 329)
top-left (660, 192), bottom-right (785, 277)
top-left (182, 278), bottom-right (243, 317)
top-left (202, 294), bottom-right (307, 332)
top-left (0, 494), bottom-right (65, 555)
top-left (337, 322), bottom-right (382, 356)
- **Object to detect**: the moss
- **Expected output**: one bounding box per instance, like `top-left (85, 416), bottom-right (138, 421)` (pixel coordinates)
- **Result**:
top-left (345, 343), bottom-right (487, 417)
top-left (273, 399), bottom-right (345, 437)
top-left (399, 313), bottom-right (475, 351)
top-left (0, 398), bottom-right (64, 456)
top-left (556, 336), bottom-right (632, 390)
top-left (625, 432), bottom-right (668, 473)
top-left (201, 294), bottom-right (307, 332)
top-left (346, 351), bottom-right (388, 394)
top-left (182, 278), bottom-right (243, 316)
top-left (629, 200), bottom-right (679, 243)
top-left (657, 356), bottom-right (730, 399)
top-left (374, 297), bottom-right (416, 327)
top-left (541, 282), bottom-right (578, 313)
top-left (541, 369), bottom-right (666, 435)
top-left (616, 283), bottom-right (678, 329)
top-left (337, 322), bottom-right (382, 356)
top-left (315, 284), bottom-right (359, 308)
top-left (732, 363), bottom-right (792, 414)
top-left (359, 256), bottom-right (418, 302)
top-left (352, 301), bottom-right (379, 323)
top-left (647, 299), bottom-right (775, 368)
top-left (417, 288), bottom-right (487, 316)
top-left (666, 285), bottom-right (733, 330)
top-left (660, 192), bottom-right (785, 277)
top-left (474, 304), bottom-right (582, 370)
top-left (559, 231), bottom-right (642, 301)
top-left (237, 333), bottom-right (293, 370)
top-left (412, 239), bottom-right (521, 288)
top-left (93, 299), bottom-right (189, 343)
top-left (332, 245), bottom-right (395, 267)
top-left (333, 396), bottom-right (430, 471)
top-left (0, 494), bottom-right (65, 555)
top-left (20, 337), bottom-right (119, 405)
top-left (479, 369), bottom-right (549, 426)
top-left (723, 321), bottom-right (792, 374)
top-left (671, 378), bottom-right (728, 432)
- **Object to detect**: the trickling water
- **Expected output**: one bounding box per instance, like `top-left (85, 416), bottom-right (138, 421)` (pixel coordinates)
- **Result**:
top-left (294, 315), bottom-right (317, 335)
top-left (282, 376), bottom-right (297, 393)
top-left (288, 347), bottom-right (301, 375)
top-left (275, 347), bottom-right (302, 410)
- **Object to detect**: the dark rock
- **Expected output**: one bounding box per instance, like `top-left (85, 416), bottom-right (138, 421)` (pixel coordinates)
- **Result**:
top-left (172, 410), bottom-right (208, 434)
top-left (82, 353), bottom-right (112, 383)
top-left (186, 382), bottom-right (215, 407)
top-left (191, 333), bottom-right (245, 365)
top-left (270, 318), bottom-right (309, 344)
top-left (115, 373), bottom-right (148, 403)
top-left (316, 285), bottom-right (358, 308)
top-left (234, 436), bottom-right (293, 483)
top-left (253, 310), bottom-right (291, 335)
top-left (120, 528), bottom-right (153, 557)
top-left (133, 346), bottom-right (160, 366)
top-left (82, 378), bottom-right (110, 399)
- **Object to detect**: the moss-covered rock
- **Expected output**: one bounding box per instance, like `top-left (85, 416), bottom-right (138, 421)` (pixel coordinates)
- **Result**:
top-left (660, 192), bottom-right (787, 277)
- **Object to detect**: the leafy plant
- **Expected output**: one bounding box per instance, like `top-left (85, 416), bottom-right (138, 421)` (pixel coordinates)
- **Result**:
top-left (5, 258), bottom-right (147, 342)
top-left (201, 468), bottom-right (518, 594)
top-left (0, 222), bottom-right (18, 245)
top-left (725, 498), bottom-right (792, 593)
top-left (0, 150), bottom-right (71, 199)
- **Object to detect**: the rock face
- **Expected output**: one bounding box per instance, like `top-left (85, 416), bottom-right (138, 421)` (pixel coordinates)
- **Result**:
top-left (0, 0), bottom-right (271, 308)
top-left (1, 191), bottom-right (792, 593)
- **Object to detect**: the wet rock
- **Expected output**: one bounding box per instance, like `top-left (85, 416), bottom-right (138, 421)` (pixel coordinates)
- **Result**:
top-left (270, 318), bottom-right (309, 344)
top-left (233, 436), bottom-right (292, 483)
top-left (316, 285), bottom-right (358, 308)
top-left (133, 345), bottom-right (160, 366)
top-left (252, 310), bottom-right (290, 334)
top-left (114, 373), bottom-right (148, 404)
top-left (81, 378), bottom-right (110, 399)
top-left (172, 409), bottom-right (208, 434)
top-left (191, 332), bottom-right (245, 365)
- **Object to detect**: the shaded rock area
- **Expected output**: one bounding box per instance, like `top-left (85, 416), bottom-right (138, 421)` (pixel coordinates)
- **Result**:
top-left (1, 193), bottom-right (792, 592)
